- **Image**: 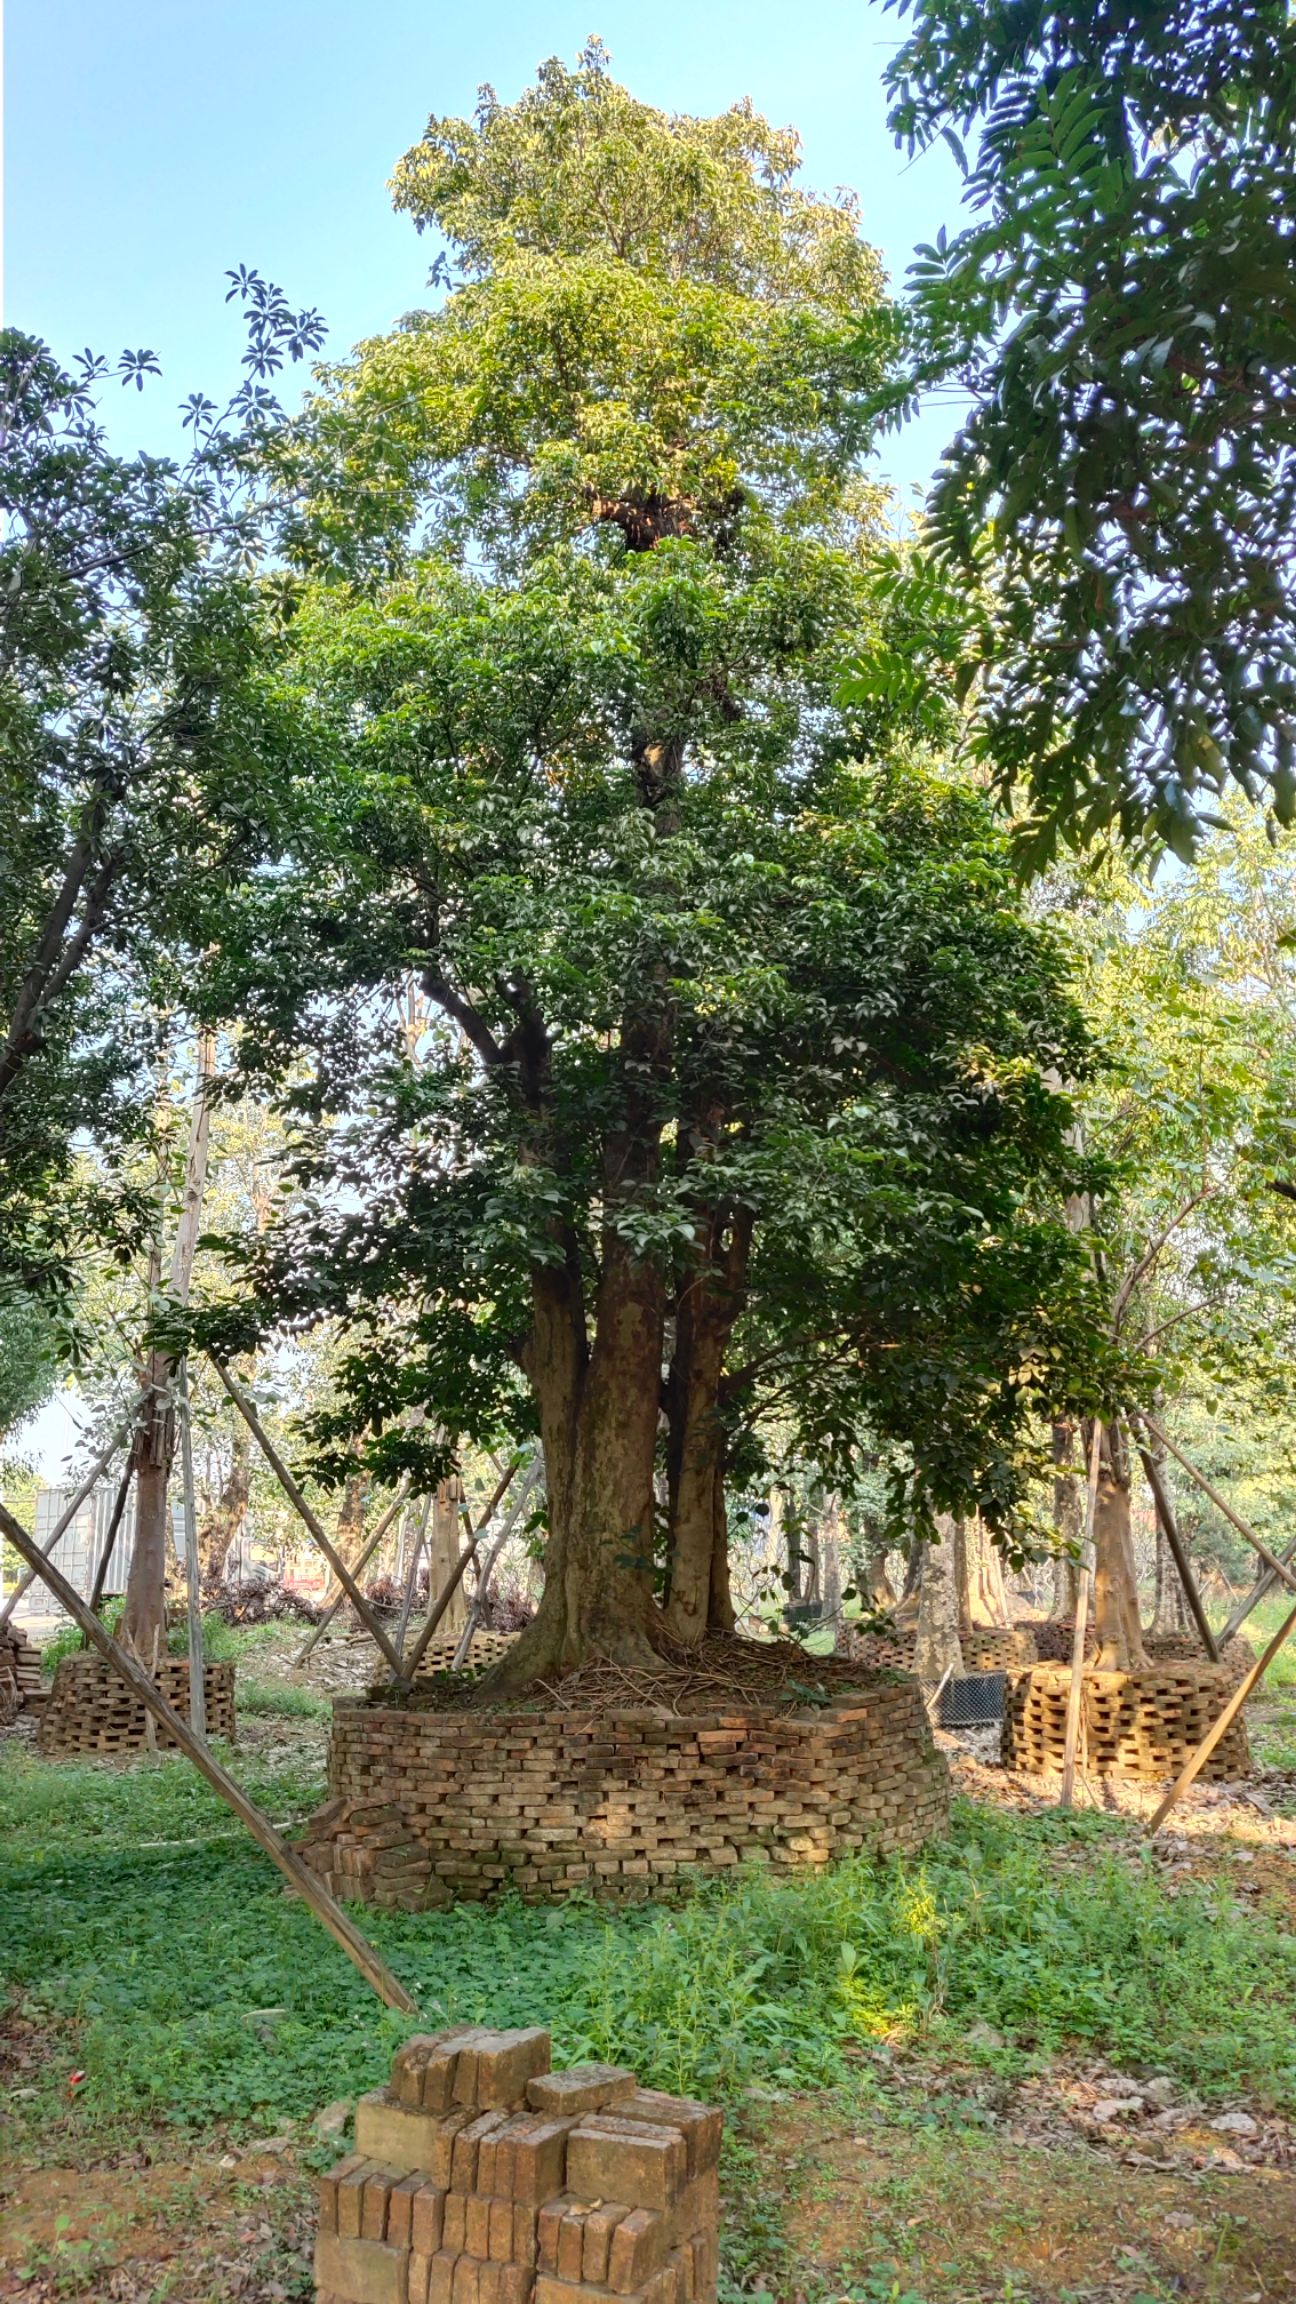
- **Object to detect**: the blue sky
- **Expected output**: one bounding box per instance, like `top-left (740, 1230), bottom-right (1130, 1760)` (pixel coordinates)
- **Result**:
top-left (7, 0), bottom-right (966, 499)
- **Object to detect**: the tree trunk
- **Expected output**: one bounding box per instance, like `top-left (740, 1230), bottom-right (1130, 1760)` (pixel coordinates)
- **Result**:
top-left (662, 1201), bottom-right (752, 1644)
top-left (198, 1428), bottom-right (251, 1582)
top-left (1050, 1419), bottom-right (1082, 1618)
top-left (428, 1475), bottom-right (468, 1638)
top-left (121, 1033), bottom-right (215, 1666)
top-left (966, 1515), bottom-right (1012, 1627)
top-left (860, 1533), bottom-right (895, 1609)
top-left (914, 1515), bottom-right (965, 1687)
top-left (819, 1495), bottom-right (843, 1623)
top-left (1091, 1423), bottom-right (1147, 1669)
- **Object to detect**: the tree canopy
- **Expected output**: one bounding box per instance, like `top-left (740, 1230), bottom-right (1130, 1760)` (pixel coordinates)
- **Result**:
top-left (194, 50), bottom-right (1114, 1680)
top-left (875, 0), bottom-right (1296, 864)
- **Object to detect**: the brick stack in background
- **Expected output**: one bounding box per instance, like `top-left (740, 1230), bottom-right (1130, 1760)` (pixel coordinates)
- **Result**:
top-left (315, 2027), bottom-right (720, 2304)
top-left (300, 1679), bottom-right (950, 1910)
top-left (37, 1652), bottom-right (236, 1756)
top-left (1001, 1660), bottom-right (1251, 1780)
top-left (0, 1624), bottom-right (42, 1723)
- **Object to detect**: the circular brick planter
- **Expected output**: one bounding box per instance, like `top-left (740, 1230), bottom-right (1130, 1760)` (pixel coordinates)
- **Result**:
top-left (300, 1676), bottom-right (951, 1909)
top-left (1001, 1660), bottom-right (1251, 1781)
top-left (38, 1652), bottom-right (236, 1757)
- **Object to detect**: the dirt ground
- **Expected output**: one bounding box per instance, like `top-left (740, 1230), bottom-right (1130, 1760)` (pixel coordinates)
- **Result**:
top-left (5, 1636), bottom-right (1296, 2303)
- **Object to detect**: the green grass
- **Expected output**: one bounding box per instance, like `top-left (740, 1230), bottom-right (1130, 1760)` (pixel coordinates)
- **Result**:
top-left (3, 1736), bottom-right (1295, 2157)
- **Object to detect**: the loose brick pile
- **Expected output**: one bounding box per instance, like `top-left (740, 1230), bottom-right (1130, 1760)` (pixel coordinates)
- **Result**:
top-left (414, 1633), bottom-right (521, 1683)
top-left (37, 1652), bottom-right (236, 1757)
top-left (316, 2026), bottom-right (720, 2304)
top-left (301, 1679), bottom-right (949, 1908)
top-left (0, 1625), bottom-right (41, 1722)
top-left (1001, 1660), bottom-right (1251, 1780)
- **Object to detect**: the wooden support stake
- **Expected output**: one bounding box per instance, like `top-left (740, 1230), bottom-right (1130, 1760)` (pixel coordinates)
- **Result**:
top-left (292, 1479), bottom-right (410, 1667)
top-left (451, 1463), bottom-right (542, 1670)
top-left (177, 1360), bottom-right (206, 1738)
top-left (401, 1462), bottom-right (517, 1682)
top-left (0, 1393), bottom-right (146, 1630)
top-left (0, 1495), bottom-right (416, 2012)
top-left (1220, 1531), bottom-right (1296, 1646)
top-left (83, 1452), bottom-right (135, 1639)
top-left (1146, 1593), bottom-right (1296, 1837)
top-left (1060, 1419), bottom-right (1103, 1811)
top-left (1141, 1415), bottom-right (1296, 1600)
top-left (1127, 1418), bottom-right (1220, 1661)
top-left (209, 1357), bottom-right (407, 1677)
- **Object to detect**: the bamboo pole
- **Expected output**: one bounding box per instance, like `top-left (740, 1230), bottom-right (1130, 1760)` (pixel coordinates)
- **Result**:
top-left (401, 1463), bottom-right (518, 1682)
top-left (0, 1394), bottom-right (147, 1630)
top-left (1140, 1416), bottom-right (1296, 1600)
top-left (0, 1495), bottom-right (416, 2012)
top-left (1060, 1420), bottom-right (1104, 1810)
top-left (83, 1452), bottom-right (135, 1637)
top-left (177, 1360), bottom-right (206, 1738)
top-left (291, 1479), bottom-right (410, 1667)
top-left (1127, 1418), bottom-right (1220, 1661)
top-left (1220, 1531), bottom-right (1296, 1645)
top-left (1146, 1593), bottom-right (1296, 1836)
top-left (209, 1357), bottom-right (406, 1677)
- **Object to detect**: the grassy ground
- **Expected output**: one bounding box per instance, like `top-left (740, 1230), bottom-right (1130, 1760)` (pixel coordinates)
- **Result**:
top-left (3, 1627), bottom-right (1296, 2303)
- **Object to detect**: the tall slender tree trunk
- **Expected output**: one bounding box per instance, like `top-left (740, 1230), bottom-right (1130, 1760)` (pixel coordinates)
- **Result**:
top-left (1050, 1419), bottom-right (1082, 1618)
top-left (121, 1033), bottom-right (215, 1667)
top-left (428, 1475), bottom-right (468, 1637)
top-left (1091, 1423), bottom-right (1147, 1669)
top-left (915, 1515), bottom-right (965, 1687)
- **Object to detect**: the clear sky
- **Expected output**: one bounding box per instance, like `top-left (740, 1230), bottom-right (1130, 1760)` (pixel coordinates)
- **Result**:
top-left (7, 0), bottom-right (965, 499)
top-left (6, 2), bottom-right (966, 1482)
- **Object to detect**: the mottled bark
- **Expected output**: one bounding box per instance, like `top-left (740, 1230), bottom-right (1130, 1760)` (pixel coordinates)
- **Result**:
top-left (198, 1430), bottom-right (251, 1582)
top-left (915, 1515), bottom-right (965, 1687)
top-left (1050, 1420), bottom-right (1082, 1619)
top-left (1091, 1425), bottom-right (1147, 1669)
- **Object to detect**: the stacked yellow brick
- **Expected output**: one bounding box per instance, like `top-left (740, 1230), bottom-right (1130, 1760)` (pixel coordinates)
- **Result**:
top-left (315, 2028), bottom-right (720, 2304)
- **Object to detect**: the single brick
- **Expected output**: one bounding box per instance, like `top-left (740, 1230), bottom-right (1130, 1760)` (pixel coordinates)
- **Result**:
top-left (409, 2254), bottom-right (432, 2304)
top-left (568, 2122), bottom-right (685, 2212)
top-left (607, 2208), bottom-right (666, 2293)
top-left (498, 2267), bottom-right (530, 2304)
top-left (315, 2232), bottom-right (411, 2304)
top-left (526, 2066), bottom-right (636, 2117)
top-left (356, 2092), bottom-right (476, 2183)
top-left (478, 2264), bottom-right (502, 2304)
top-left (509, 2117), bottom-right (576, 2206)
top-left (428, 2252), bottom-right (458, 2304)
top-left (667, 2169), bottom-right (719, 2248)
top-left (451, 2254), bottom-right (479, 2304)
top-left (337, 2159), bottom-right (375, 2238)
top-left (465, 2194), bottom-right (493, 2261)
top-left (513, 2201), bottom-right (538, 2268)
top-left (363, 2167), bottom-right (399, 2242)
top-left (619, 2093), bottom-right (722, 2179)
top-left (442, 2194), bottom-right (468, 2255)
top-left (411, 2185), bottom-right (446, 2256)
top-left (671, 2243), bottom-right (694, 2302)
top-left (422, 2028), bottom-right (494, 2114)
top-left (387, 2174), bottom-right (426, 2253)
top-left (557, 2209), bottom-right (591, 2282)
top-left (583, 2202), bottom-right (630, 2286)
top-left (487, 2199), bottom-right (514, 2262)
top-left (470, 2028), bottom-right (552, 2110)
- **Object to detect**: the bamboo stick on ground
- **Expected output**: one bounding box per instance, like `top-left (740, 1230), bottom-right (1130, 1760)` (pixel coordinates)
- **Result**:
top-left (1146, 1594), bottom-right (1296, 1837)
top-left (0, 1495), bottom-right (416, 2013)
top-left (1060, 1420), bottom-right (1104, 1810)
top-left (209, 1357), bottom-right (406, 1676)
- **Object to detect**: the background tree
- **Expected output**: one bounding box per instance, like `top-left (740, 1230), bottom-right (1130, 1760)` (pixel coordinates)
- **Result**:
top-left (874, 0), bottom-right (1296, 863)
top-left (201, 52), bottom-right (1113, 1685)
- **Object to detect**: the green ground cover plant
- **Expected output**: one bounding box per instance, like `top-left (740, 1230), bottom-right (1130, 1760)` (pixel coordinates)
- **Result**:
top-left (3, 1739), bottom-right (1294, 2157)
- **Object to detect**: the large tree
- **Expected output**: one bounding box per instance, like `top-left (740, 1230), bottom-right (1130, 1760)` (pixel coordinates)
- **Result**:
top-left (874, 0), bottom-right (1296, 864)
top-left (204, 51), bottom-right (1111, 1681)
